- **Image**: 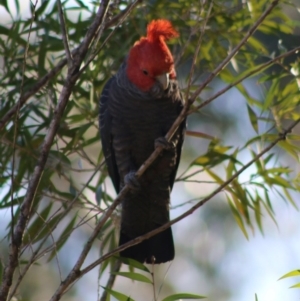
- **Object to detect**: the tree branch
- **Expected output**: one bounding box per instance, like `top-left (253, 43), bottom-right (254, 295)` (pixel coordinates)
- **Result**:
top-left (57, 0), bottom-right (73, 67)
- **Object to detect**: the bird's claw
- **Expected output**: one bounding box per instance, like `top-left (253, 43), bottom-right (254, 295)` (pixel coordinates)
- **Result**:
top-left (124, 171), bottom-right (140, 190)
top-left (155, 137), bottom-right (175, 150)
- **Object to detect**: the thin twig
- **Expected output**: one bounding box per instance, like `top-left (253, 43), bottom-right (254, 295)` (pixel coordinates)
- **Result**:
top-left (151, 264), bottom-right (156, 301)
top-left (57, 0), bottom-right (73, 67)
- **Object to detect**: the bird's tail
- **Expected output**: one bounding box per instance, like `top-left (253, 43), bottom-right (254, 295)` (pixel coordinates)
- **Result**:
top-left (119, 227), bottom-right (174, 264)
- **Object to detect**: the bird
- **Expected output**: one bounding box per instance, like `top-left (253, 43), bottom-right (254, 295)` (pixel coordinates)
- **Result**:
top-left (99, 19), bottom-right (185, 264)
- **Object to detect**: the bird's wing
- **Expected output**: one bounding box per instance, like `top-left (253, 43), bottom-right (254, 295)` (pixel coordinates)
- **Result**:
top-left (99, 77), bottom-right (120, 193)
top-left (170, 96), bottom-right (186, 190)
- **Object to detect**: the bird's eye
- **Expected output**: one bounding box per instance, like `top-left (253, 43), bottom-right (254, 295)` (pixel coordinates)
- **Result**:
top-left (142, 70), bottom-right (148, 75)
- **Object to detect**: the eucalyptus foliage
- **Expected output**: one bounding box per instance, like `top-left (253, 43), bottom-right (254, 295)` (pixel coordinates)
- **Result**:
top-left (0, 0), bottom-right (299, 300)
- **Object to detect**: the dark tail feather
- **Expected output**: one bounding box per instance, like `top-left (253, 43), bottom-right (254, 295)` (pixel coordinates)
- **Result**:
top-left (119, 227), bottom-right (174, 264)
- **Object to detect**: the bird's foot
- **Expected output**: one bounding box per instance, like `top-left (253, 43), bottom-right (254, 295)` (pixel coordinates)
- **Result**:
top-left (124, 171), bottom-right (140, 190)
top-left (155, 137), bottom-right (175, 150)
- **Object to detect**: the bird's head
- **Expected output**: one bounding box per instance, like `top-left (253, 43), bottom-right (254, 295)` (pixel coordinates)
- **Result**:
top-left (126, 19), bottom-right (179, 92)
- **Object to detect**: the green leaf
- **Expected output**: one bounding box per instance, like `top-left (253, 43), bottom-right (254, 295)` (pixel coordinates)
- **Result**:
top-left (35, 0), bottom-right (49, 17)
top-left (279, 270), bottom-right (300, 280)
top-left (231, 179), bottom-right (251, 224)
top-left (277, 140), bottom-right (300, 161)
top-left (253, 195), bottom-right (263, 234)
top-left (226, 157), bottom-right (235, 180)
top-left (0, 24), bottom-right (10, 36)
top-left (247, 105), bottom-right (258, 133)
top-left (260, 199), bottom-right (278, 228)
top-left (227, 195), bottom-right (249, 240)
top-left (119, 257), bottom-right (150, 273)
top-left (205, 168), bottom-right (224, 185)
top-left (0, 0), bottom-right (9, 14)
top-left (14, 0), bottom-right (19, 14)
top-left (96, 185), bottom-right (102, 206)
top-left (290, 283), bottom-right (300, 289)
top-left (101, 287), bottom-right (135, 301)
top-left (161, 293), bottom-right (206, 301)
top-left (282, 188), bottom-right (298, 210)
top-left (112, 272), bottom-right (152, 284)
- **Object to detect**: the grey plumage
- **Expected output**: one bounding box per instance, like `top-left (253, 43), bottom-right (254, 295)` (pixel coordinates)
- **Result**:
top-left (99, 62), bottom-right (185, 264)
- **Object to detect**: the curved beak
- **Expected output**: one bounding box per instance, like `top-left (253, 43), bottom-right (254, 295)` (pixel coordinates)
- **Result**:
top-left (156, 73), bottom-right (169, 90)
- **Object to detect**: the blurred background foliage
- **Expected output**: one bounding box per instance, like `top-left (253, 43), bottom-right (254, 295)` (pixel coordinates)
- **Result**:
top-left (0, 0), bottom-right (300, 300)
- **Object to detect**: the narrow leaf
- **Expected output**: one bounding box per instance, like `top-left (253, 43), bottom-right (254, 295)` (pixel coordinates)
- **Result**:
top-left (161, 293), bottom-right (206, 301)
top-left (227, 195), bottom-right (249, 240)
top-left (112, 272), bottom-right (152, 284)
top-left (119, 257), bottom-right (150, 273)
top-left (279, 270), bottom-right (300, 280)
top-left (290, 283), bottom-right (300, 289)
top-left (101, 287), bottom-right (135, 301)
top-left (247, 105), bottom-right (258, 133)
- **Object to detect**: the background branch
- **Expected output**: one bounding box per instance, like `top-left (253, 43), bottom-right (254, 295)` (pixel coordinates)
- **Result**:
top-left (57, 0), bottom-right (73, 67)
